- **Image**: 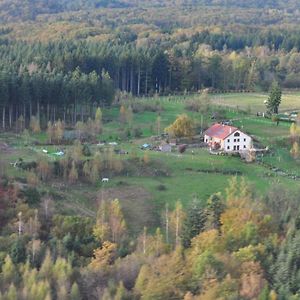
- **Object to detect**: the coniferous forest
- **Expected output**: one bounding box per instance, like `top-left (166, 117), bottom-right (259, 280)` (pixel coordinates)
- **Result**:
top-left (1, 0), bottom-right (300, 126)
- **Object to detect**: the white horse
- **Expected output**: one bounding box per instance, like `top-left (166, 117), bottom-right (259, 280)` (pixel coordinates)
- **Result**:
top-left (102, 178), bottom-right (109, 183)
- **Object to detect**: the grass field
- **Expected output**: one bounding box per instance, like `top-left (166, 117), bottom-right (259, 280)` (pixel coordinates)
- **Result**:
top-left (211, 91), bottom-right (300, 113)
top-left (1, 92), bottom-right (300, 235)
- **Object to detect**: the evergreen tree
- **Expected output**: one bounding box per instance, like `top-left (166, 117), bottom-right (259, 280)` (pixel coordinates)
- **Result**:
top-left (266, 81), bottom-right (282, 114)
top-left (182, 199), bottom-right (207, 248)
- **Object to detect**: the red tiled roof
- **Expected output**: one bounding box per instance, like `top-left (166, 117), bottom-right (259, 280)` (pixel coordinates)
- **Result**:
top-left (204, 123), bottom-right (238, 140)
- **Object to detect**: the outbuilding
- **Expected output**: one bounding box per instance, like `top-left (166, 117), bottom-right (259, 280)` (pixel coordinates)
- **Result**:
top-left (159, 142), bottom-right (172, 153)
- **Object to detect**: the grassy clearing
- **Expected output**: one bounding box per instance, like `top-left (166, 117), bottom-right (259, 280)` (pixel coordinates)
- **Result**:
top-left (211, 92), bottom-right (300, 113)
top-left (2, 92), bottom-right (300, 234)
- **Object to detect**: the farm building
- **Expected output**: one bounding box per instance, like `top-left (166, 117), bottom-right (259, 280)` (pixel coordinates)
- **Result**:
top-left (159, 142), bottom-right (172, 153)
top-left (204, 123), bottom-right (252, 152)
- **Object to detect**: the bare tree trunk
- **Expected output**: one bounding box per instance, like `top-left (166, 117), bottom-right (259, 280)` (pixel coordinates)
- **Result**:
top-left (130, 66), bottom-right (134, 93)
top-left (175, 208), bottom-right (179, 246)
top-left (71, 106), bottom-right (74, 125)
top-left (143, 227), bottom-right (147, 254)
top-left (47, 103), bottom-right (50, 122)
top-left (37, 100), bottom-right (40, 121)
top-left (15, 105), bottom-right (18, 125)
top-left (145, 68), bottom-right (148, 95)
top-left (29, 100), bottom-right (32, 120)
top-left (2, 106), bottom-right (5, 129)
top-left (74, 102), bottom-right (77, 124)
top-left (9, 105), bottom-right (12, 128)
top-left (18, 212), bottom-right (22, 236)
top-left (63, 107), bottom-right (66, 124)
top-left (23, 103), bottom-right (26, 127)
top-left (137, 66), bottom-right (141, 96)
top-left (122, 68), bottom-right (126, 91)
top-left (165, 203), bottom-right (169, 244)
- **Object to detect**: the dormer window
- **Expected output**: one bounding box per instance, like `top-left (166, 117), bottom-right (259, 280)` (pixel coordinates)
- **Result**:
top-left (234, 132), bottom-right (240, 137)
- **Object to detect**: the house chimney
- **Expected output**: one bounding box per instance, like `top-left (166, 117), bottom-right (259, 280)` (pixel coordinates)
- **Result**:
top-left (230, 128), bottom-right (232, 134)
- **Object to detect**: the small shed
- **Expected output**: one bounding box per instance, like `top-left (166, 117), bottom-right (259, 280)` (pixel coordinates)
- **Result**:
top-left (159, 142), bottom-right (172, 153)
top-left (141, 143), bottom-right (151, 150)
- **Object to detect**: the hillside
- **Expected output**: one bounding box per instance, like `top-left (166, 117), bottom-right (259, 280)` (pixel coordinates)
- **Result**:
top-left (1, 0), bottom-right (300, 23)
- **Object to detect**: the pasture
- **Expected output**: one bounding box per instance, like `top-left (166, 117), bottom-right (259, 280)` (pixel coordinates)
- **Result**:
top-left (1, 91), bottom-right (300, 235)
top-left (211, 91), bottom-right (300, 113)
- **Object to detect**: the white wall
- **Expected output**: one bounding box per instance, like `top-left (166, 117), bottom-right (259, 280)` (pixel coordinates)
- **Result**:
top-left (223, 131), bottom-right (252, 152)
top-left (205, 130), bottom-right (252, 152)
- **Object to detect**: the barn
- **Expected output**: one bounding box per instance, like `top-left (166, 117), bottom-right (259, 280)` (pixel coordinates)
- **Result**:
top-left (204, 123), bottom-right (252, 152)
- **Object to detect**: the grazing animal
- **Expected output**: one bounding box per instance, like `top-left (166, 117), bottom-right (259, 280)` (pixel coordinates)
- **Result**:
top-left (102, 178), bottom-right (109, 182)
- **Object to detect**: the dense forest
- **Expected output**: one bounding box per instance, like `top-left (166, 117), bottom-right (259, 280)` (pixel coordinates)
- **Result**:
top-left (2, 0), bottom-right (300, 127)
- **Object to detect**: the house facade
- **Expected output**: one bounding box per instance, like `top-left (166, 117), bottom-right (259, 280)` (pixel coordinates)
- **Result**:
top-left (204, 123), bottom-right (252, 152)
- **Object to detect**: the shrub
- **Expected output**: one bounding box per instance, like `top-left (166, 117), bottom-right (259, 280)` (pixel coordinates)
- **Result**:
top-left (133, 127), bottom-right (143, 138)
top-left (82, 144), bottom-right (91, 156)
top-left (22, 187), bottom-right (41, 206)
top-left (156, 184), bottom-right (167, 191)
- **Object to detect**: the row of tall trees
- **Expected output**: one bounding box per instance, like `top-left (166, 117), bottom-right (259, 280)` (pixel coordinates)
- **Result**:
top-left (0, 65), bottom-right (113, 129)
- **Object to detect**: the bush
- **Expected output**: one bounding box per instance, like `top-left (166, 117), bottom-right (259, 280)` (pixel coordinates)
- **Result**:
top-left (130, 101), bottom-right (163, 113)
top-left (82, 144), bottom-right (91, 156)
top-left (22, 187), bottom-right (41, 206)
top-left (156, 184), bottom-right (167, 191)
top-left (133, 127), bottom-right (143, 138)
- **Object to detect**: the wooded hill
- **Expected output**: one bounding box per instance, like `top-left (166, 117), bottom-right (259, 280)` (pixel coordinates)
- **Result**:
top-left (1, 0), bottom-right (300, 128)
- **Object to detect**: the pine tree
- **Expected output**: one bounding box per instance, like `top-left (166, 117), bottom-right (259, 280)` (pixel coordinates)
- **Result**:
top-left (70, 282), bottom-right (81, 300)
top-left (182, 200), bottom-right (207, 248)
top-left (206, 193), bottom-right (225, 231)
top-left (266, 81), bottom-right (282, 114)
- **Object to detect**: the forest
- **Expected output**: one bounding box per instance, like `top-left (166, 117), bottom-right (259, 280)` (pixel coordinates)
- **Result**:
top-left (1, 0), bottom-right (300, 126)
top-left (1, 0), bottom-right (300, 299)
top-left (2, 176), bottom-right (300, 299)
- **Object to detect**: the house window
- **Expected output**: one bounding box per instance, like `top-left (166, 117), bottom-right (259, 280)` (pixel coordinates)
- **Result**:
top-left (227, 146), bottom-right (230, 150)
top-left (234, 132), bottom-right (240, 137)
top-left (206, 139), bottom-right (208, 142)
top-left (244, 145), bottom-right (246, 148)
top-left (237, 145), bottom-right (240, 150)
top-left (227, 139), bottom-right (230, 142)
top-left (237, 139), bottom-right (240, 142)
top-left (233, 146), bottom-right (236, 150)
top-left (244, 138), bottom-right (246, 142)
top-left (234, 139), bottom-right (236, 142)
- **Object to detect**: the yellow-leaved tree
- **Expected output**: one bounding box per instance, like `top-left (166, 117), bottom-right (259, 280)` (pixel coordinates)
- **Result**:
top-left (93, 199), bottom-right (126, 244)
top-left (165, 114), bottom-right (195, 138)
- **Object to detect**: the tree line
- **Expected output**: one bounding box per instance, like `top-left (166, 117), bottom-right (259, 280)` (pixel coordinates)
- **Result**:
top-left (2, 38), bottom-right (300, 128)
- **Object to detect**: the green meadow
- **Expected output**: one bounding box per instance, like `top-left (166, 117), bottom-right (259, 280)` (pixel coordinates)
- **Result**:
top-left (1, 92), bottom-right (300, 233)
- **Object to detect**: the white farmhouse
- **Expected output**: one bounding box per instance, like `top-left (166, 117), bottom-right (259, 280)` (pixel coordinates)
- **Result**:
top-left (204, 123), bottom-right (252, 152)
